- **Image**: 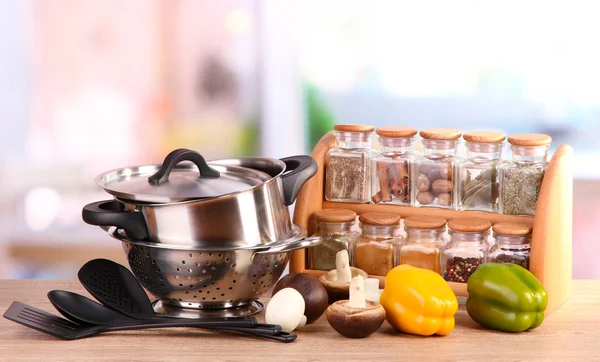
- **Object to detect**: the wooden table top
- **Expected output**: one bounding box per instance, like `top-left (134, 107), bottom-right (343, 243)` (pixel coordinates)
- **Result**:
top-left (0, 279), bottom-right (599, 361)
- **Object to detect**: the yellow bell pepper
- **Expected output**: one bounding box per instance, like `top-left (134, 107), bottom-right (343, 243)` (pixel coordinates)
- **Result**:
top-left (379, 264), bottom-right (458, 336)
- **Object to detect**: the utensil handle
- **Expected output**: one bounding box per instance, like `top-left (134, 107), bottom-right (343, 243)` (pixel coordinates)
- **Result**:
top-left (98, 323), bottom-right (295, 342)
top-left (252, 236), bottom-right (322, 258)
top-left (82, 200), bottom-right (149, 240)
top-left (280, 155), bottom-right (317, 205)
top-left (148, 148), bottom-right (220, 185)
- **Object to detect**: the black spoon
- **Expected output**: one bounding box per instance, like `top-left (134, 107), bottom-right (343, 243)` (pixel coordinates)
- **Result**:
top-left (47, 290), bottom-right (291, 340)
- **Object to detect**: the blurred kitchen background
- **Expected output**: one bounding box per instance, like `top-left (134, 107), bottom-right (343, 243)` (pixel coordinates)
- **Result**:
top-left (0, 0), bottom-right (597, 279)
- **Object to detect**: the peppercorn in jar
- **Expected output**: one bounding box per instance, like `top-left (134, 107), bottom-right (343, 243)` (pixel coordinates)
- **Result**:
top-left (353, 212), bottom-right (403, 276)
top-left (371, 126), bottom-right (418, 206)
top-left (500, 134), bottom-right (551, 216)
top-left (457, 131), bottom-right (506, 213)
top-left (307, 209), bottom-right (359, 271)
top-left (442, 218), bottom-right (491, 283)
top-left (414, 128), bottom-right (462, 209)
top-left (398, 215), bottom-right (447, 274)
top-left (325, 124), bottom-right (374, 203)
top-left (487, 222), bottom-right (532, 270)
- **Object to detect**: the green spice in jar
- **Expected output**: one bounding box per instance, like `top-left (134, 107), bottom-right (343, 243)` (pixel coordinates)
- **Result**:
top-left (500, 134), bottom-right (551, 216)
top-left (308, 209), bottom-right (358, 271)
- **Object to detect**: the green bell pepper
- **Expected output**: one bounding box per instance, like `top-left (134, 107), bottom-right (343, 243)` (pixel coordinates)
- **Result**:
top-left (466, 263), bottom-right (548, 332)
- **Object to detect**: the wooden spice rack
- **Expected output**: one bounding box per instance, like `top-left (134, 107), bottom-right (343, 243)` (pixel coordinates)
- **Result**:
top-left (290, 131), bottom-right (573, 313)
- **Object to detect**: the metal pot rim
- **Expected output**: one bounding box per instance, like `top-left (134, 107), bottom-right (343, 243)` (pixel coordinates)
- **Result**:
top-left (95, 156), bottom-right (288, 205)
top-left (107, 225), bottom-right (307, 251)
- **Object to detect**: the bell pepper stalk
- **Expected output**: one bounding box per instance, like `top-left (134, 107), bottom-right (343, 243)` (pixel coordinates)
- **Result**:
top-left (379, 264), bottom-right (458, 336)
top-left (466, 263), bottom-right (548, 333)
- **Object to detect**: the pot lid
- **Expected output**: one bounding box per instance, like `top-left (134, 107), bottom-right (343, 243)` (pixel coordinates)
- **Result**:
top-left (95, 149), bottom-right (274, 203)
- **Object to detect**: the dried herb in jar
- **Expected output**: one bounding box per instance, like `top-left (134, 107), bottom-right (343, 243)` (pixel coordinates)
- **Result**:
top-left (460, 168), bottom-right (499, 209)
top-left (501, 166), bottom-right (545, 215)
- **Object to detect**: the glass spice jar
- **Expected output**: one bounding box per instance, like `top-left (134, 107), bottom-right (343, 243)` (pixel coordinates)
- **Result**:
top-left (487, 222), bottom-right (532, 270)
top-left (457, 131), bottom-right (506, 213)
top-left (500, 134), bottom-right (552, 216)
top-left (353, 212), bottom-right (403, 276)
top-left (414, 128), bottom-right (462, 209)
top-left (370, 126), bottom-right (418, 206)
top-left (307, 209), bottom-right (359, 271)
top-left (325, 124), bottom-right (374, 203)
top-left (398, 215), bottom-right (447, 274)
top-left (442, 218), bottom-right (491, 283)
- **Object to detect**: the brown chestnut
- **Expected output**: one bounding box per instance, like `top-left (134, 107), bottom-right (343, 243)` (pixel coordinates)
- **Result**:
top-left (272, 273), bottom-right (329, 324)
top-left (326, 300), bottom-right (386, 338)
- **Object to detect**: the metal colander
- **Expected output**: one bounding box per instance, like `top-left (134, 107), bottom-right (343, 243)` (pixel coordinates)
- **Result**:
top-left (109, 228), bottom-right (320, 310)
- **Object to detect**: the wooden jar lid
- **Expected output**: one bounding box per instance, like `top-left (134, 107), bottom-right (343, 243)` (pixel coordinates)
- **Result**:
top-left (508, 133), bottom-right (552, 147)
top-left (492, 222), bottom-right (533, 236)
top-left (333, 124), bottom-right (375, 133)
top-left (448, 218), bottom-right (491, 232)
top-left (463, 131), bottom-right (507, 143)
top-left (419, 128), bottom-right (462, 140)
top-left (375, 126), bottom-right (418, 138)
top-left (404, 215), bottom-right (447, 229)
top-left (313, 209), bottom-right (357, 223)
top-left (359, 211), bottom-right (401, 226)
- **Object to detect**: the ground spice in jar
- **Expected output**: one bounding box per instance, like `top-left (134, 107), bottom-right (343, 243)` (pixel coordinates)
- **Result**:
top-left (399, 249), bottom-right (439, 271)
top-left (398, 215), bottom-right (446, 274)
top-left (354, 240), bottom-right (395, 276)
top-left (353, 211), bottom-right (402, 276)
top-left (443, 257), bottom-right (483, 282)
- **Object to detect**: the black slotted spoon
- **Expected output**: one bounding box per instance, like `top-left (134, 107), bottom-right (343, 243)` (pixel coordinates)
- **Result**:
top-left (77, 258), bottom-right (159, 319)
top-left (4, 301), bottom-right (296, 342)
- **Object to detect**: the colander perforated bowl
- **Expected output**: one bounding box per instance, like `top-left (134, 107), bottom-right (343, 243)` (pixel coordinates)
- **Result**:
top-left (108, 227), bottom-right (321, 310)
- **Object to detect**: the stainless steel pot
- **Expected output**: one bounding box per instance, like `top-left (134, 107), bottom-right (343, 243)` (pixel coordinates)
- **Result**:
top-left (107, 227), bottom-right (321, 310)
top-left (82, 149), bottom-right (317, 247)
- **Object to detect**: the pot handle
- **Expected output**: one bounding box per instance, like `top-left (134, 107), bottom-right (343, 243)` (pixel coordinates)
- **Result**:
top-left (148, 148), bottom-right (220, 185)
top-left (82, 200), bottom-right (149, 240)
top-left (252, 236), bottom-right (322, 260)
top-left (280, 155), bottom-right (318, 206)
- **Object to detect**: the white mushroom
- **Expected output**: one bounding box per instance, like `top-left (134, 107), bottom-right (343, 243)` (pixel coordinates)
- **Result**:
top-left (265, 287), bottom-right (305, 332)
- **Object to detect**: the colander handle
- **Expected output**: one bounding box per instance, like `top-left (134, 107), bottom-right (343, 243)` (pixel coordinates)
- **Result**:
top-left (82, 200), bottom-right (149, 240)
top-left (252, 236), bottom-right (322, 258)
